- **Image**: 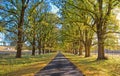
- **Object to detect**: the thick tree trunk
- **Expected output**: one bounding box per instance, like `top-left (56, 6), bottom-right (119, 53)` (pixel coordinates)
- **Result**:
top-left (78, 46), bottom-right (83, 56)
top-left (16, 4), bottom-right (26, 58)
top-left (73, 50), bottom-right (75, 55)
top-left (85, 44), bottom-right (88, 57)
top-left (78, 41), bottom-right (83, 56)
top-left (38, 40), bottom-right (42, 55)
top-left (74, 49), bottom-right (78, 55)
top-left (72, 49), bottom-right (74, 54)
top-left (38, 47), bottom-right (41, 54)
top-left (96, 19), bottom-right (106, 60)
top-left (84, 44), bottom-right (90, 57)
top-left (42, 45), bottom-right (45, 54)
top-left (49, 49), bottom-right (51, 53)
top-left (84, 30), bottom-right (91, 57)
top-left (97, 0), bottom-right (112, 60)
top-left (32, 36), bottom-right (35, 56)
top-left (97, 32), bottom-right (106, 60)
top-left (88, 46), bottom-right (90, 56)
top-left (42, 48), bottom-right (44, 54)
top-left (32, 46), bottom-right (35, 56)
top-left (96, 0), bottom-right (106, 60)
top-left (70, 49), bottom-right (72, 54)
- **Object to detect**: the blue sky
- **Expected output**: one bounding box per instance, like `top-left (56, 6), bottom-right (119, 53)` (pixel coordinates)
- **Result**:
top-left (0, 33), bottom-right (4, 41)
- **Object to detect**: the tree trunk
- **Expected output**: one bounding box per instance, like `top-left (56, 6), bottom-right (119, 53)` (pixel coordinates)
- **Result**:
top-left (49, 49), bottom-right (51, 53)
top-left (96, 0), bottom-right (106, 60)
top-left (42, 45), bottom-right (45, 54)
top-left (16, 3), bottom-right (26, 58)
top-left (72, 49), bottom-right (74, 54)
top-left (88, 46), bottom-right (90, 56)
top-left (38, 47), bottom-right (41, 54)
top-left (85, 45), bottom-right (88, 57)
top-left (32, 36), bottom-right (35, 56)
top-left (79, 50), bottom-right (82, 55)
top-left (97, 31), bottom-right (106, 60)
top-left (79, 46), bottom-right (83, 56)
top-left (74, 49), bottom-right (78, 55)
top-left (84, 45), bottom-right (90, 57)
top-left (70, 49), bottom-right (72, 54)
top-left (38, 40), bottom-right (42, 55)
top-left (84, 30), bottom-right (91, 57)
top-left (78, 41), bottom-right (83, 56)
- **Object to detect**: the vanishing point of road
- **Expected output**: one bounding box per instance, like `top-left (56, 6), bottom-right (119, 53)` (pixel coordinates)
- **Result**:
top-left (35, 53), bottom-right (84, 76)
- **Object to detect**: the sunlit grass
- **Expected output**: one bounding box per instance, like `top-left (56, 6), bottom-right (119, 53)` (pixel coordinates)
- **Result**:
top-left (64, 53), bottom-right (120, 76)
top-left (0, 53), bottom-right (57, 76)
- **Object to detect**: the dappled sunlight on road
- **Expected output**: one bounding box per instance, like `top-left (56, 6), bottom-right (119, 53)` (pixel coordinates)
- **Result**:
top-left (35, 53), bottom-right (84, 76)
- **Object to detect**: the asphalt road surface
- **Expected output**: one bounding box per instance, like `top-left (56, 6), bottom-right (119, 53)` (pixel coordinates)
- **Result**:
top-left (35, 53), bottom-right (84, 76)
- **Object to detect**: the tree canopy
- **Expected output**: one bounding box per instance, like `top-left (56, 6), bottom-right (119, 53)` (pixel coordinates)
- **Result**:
top-left (0, 0), bottom-right (120, 60)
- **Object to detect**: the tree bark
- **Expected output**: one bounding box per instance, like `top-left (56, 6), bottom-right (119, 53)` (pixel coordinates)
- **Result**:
top-left (97, 35), bottom-right (105, 60)
top-left (38, 39), bottom-right (42, 54)
top-left (16, 3), bottom-right (26, 58)
top-left (79, 41), bottom-right (83, 55)
top-left (97, 0), bottom-right (106, 60)
top-left (38, 43), bottom-right (42, 55)
top-left (42, 44), bottom-right (45, 54)
top-left (84, 43), bottom-right (91, 57)
top-left (74, 49), bottom-right (78, 55)
top-left (78, 44), bottom-right (83, 56)
top-left (32, 35), bottom-right (36, 56)
top-left (84, 30), bottom-right (91, 57)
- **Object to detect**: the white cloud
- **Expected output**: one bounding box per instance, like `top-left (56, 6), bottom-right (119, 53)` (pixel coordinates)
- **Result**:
top-left (50, 3), bottom-right (59, 14)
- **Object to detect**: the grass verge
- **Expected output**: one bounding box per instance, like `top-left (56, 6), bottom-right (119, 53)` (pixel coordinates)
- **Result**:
top-left (0, 53), bottom-right (57, 76)
top-left (64, 53), bottom-right (120, 76)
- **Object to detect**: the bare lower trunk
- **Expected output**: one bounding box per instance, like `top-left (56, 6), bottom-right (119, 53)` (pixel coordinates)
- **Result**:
top-left (42, 45), bottom-right (45, 54)
top-left (72, 49), bottom-right (74, 54)
top-left (84, 30), bottom-right (91, 57)
top-left (38, 41), bottom-right (42, 55)
top-left (79, 45), bottom-right (83, 56)
top-left (32, 37), bottom-right (35, 56)
top-left (38, 46), bottom-right (41, 55)
top-left (85, 44), bottom-right (90, 57)
top-left (74, 49), bottom-right (78, 55)
top-left (79, 50), bottom-right (82, 55)
top-left (97, 35), bottom-right (106, 60)
top-left (32, 46), bottom-right (35, 56)
top-left (49, 49), bottom-right (51, 53)
top-left (16, 40), bottom-right (22, 58)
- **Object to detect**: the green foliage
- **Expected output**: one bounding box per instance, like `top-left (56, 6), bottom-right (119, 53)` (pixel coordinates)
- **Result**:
top-left (56, 0), bottom-right (120, 55)
top-left (0, 26), bottom-right (4, 32)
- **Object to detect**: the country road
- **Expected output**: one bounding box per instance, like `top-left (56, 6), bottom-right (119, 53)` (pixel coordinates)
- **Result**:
top-left (35, 53), bottom-right (84, 76)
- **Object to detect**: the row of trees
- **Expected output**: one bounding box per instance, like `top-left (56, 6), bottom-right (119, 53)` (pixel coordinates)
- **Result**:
top-left (0, 0), bottom-right (59, 58)
top-left (55, 0), bottom-right (120, 60)
top-left (0, 0), bottom-right (120, 60)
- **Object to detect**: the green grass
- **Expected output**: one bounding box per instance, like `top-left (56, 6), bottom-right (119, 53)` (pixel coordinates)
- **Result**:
top-left (0, 53), bottom-right (57, 76)
top-left (64, 53), bottom-right (120, 76)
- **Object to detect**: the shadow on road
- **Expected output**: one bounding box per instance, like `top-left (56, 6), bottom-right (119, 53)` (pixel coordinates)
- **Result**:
top-left (35, 53), bottom-right (84, 76)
